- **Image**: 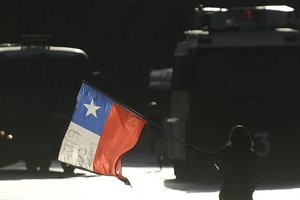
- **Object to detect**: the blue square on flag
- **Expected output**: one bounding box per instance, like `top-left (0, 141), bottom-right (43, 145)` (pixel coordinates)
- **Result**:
top-left (71, 84), bottom-right (114, 136)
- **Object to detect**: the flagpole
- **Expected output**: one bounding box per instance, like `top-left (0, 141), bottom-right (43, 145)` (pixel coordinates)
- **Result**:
top-left (146, 119), bottom-right (187, 145)
top-left (83, 80), bottom-right (187, 146)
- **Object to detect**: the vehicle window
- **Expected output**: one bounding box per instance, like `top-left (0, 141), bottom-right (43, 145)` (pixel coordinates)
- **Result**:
top-left (0, 55), bottom-right (90, 127)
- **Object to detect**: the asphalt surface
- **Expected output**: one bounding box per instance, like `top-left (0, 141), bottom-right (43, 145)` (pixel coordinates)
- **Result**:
top-left (0, 150), bottom-right (299, 200)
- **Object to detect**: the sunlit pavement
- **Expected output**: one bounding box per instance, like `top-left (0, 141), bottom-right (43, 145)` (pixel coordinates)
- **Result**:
top-left (0, 153), bottom-right (299, 200)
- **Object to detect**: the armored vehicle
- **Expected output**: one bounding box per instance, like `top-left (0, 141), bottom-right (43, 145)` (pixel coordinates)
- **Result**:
top-left (162, 5), bottom-right (300, 184)
top-left (0, 35), bottom-right (93, 172)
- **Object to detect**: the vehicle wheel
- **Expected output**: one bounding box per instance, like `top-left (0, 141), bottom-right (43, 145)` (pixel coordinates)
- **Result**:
top-left (25, 159), bottom-right (38, 172)
top-left (38, 159), bottom-right (51, 172)
top-left (61, 163), bottom-right (75, 174)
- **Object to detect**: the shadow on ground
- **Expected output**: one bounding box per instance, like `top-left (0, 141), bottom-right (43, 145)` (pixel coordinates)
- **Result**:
top-left (164, 177), bottom-right (300, 193)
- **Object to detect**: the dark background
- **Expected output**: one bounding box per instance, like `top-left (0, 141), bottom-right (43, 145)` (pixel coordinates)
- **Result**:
top-left (1, 0), bottom-right (299, 111)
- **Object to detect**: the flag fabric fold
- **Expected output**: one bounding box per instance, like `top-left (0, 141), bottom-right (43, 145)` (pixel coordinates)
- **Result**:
top-left (58, 82), bottom-right (147, 183)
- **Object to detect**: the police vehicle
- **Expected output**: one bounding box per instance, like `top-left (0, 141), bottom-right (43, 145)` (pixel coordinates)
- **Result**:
top-left (0, 35), bottom-right (95, 173)
top-left (154, 5), bottom-right (300, 184)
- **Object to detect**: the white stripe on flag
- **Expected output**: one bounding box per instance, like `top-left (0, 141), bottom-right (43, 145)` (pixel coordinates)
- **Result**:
top-left (58, 121), bottom-right (100, 171)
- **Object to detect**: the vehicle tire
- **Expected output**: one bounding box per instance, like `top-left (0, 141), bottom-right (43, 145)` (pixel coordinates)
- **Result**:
top-left (25, 159), bottom-right (38, 172)
top-left (38, 159), bottom-right (51, 172)
top-left (61, 163), bottom-right (75, 174)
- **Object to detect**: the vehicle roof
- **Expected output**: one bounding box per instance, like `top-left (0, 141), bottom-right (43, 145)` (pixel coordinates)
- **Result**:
top-left (0, 45), bottom-right (89, 59)
top-left (184, 28), bottom-right (300, 48)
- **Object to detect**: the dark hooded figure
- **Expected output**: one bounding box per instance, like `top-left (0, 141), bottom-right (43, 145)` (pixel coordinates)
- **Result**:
top-left (186, 125), bottom-right (261, 200)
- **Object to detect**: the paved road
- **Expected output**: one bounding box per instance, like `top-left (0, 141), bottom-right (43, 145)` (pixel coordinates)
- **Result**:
top-left (0, 152), bottom-right (299, 200)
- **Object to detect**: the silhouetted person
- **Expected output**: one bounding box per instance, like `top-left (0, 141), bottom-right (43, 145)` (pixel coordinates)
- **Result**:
top-left (144, 101), bottom-right (168, 168)
top-left (144, 102), bottom-right (163, 153)
top-left (186, 125), bottom-right (261, 200)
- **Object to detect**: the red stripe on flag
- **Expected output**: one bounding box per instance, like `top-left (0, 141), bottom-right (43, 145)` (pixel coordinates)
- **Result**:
top-left (93, 103), bottom-right (147, 179)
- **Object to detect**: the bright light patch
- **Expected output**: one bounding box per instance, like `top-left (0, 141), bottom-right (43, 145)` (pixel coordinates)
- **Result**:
top-left (254, 188), bottom-right (300, 200)
top-left (1, 161), bottom-right (300, 200)
top-left (256, 5), bottom-right (294, 12)
top-left (202, 7), bottom-right (228, 12)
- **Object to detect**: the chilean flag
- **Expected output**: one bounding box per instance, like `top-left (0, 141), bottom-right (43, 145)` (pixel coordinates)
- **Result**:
top-left (58, 82), bottom-right (147, 183)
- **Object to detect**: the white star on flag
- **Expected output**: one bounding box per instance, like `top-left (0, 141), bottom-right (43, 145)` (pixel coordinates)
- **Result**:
top-left (84, 99), bottom-right (101, 117)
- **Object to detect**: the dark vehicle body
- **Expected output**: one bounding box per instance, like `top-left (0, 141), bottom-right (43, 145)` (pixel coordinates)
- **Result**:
top-left (0, 41), bottom-right (93, 172)
top-left (160, 5), bottom-right (300, 185)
